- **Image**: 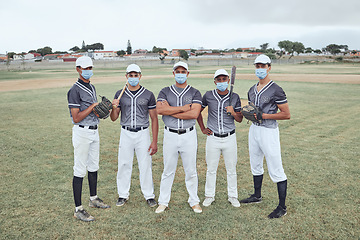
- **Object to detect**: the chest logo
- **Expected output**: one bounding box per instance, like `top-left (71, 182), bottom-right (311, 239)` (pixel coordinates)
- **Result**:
top-left (261, 96), bottom-right (271, 104)
top-left (137, 98), bottom-right (148, 105)
top-left (183, 96), bottom-right (193, 104)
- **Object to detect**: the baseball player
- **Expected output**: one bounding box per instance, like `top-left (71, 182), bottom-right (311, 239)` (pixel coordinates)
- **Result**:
top-left (67, 56), bottom-right (110, 222)
top-left (155, 61), bottom-right (203, 214)
top-left (110, 64), bottom-right (158, 208)
top-left (239, 54), bottom-right (290, 218)
top-left (197, 69), bottom-right (243, 208)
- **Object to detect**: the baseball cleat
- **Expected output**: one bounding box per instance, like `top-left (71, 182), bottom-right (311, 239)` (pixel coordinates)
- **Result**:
top-left (268, 205), bottom-right (287, 219)
top-left (155, 204), bottom-right (167, 213)
top-left (239, 194), bottom-right (262, 204)
top-left (89, 197), bottom-right (111, 208)
top-left (202, 197), bottom-right (215, 207)
top-left (74, 207), bottom-right (95, 222)
top-left (116, 198), bottom-right (128, 207)
top-left (192, 204), bottom-right (202, 213)
top-left (146, 198), bottom-right (157, 208)
top-left (228, 197), bottom-right (241, 207)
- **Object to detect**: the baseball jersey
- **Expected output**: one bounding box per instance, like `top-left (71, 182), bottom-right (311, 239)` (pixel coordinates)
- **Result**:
top-left (114, 86), bottom-right (156, 128)
top-left (202, 90), bottom-right (242, 134)
top-left (248, 80), bottom-right (287, 129)
top-left (67, 79), bottom-right (99, 126)
top-left (157, 84), bottom-right (202, 129)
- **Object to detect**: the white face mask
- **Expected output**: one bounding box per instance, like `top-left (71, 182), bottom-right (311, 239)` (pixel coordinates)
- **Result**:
top-left (175, 74), bottom-right (187, 84)
top-left (255, 68), bottom-right (267, 79)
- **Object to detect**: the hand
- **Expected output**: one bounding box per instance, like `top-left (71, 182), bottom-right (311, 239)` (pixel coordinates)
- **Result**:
top-left (148, 141), bottom-right (158, 156)
top-left (202, 128), bottom-right (213, 136)
top-left (112, 99), bottom-right (119, 108)
top-left (225, 106), bottom-right (235, 116)
top-left (180, 104), bottom-right (192, 112)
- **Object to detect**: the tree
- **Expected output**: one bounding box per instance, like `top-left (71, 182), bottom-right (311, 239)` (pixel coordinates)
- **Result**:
top-left (36, 46), bottom-right (53, 56)
top-left (324, 44), bottom-right (348, 55)
top-left (86, 43), bottom-right (104, 51)
top-left (278, 40), bottom-right (304, 59)
top-left (7, 52), bottom-right (15, 59)
top-left (179, 50), bottom-right (189, 60)
top-left (81, 40), bottom-right (86, 50)
top-left (305, 47), bottom-right (313, 53)
top-left (54, 51), bottom-right (68, 54)
top-left (69, 46), bottom-right (80, 52)
top-left (314, 49), bottom-right (322, 54)
top-left (127, 40), bottom-right (132, 55)
top-left (117, 50), bottom-right (126, 57)
top-left (28, 50), bottom-right (36, 53)
top-left (152, 46), bottom-right (167, 53)
top-left (260, 43), bottom-right (269, 52)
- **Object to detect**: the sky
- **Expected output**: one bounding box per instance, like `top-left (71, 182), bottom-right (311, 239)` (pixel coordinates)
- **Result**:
top-left (1, 0), bottom-right (360, 54)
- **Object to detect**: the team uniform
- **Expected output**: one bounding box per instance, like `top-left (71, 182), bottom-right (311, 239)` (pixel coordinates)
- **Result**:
top-left (201, 90), bottom-right (242, 201)
top-left (114, 86), bottom-right (157, 202)
top-left (68, 56), bottom-right (110, 223)
top-left (247, 80), bottom-right (287, 183)
top-left (157, 84), bottom-right (202, 208)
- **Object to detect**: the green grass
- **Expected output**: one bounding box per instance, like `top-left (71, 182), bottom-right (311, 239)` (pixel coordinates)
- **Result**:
top-left (0, 64), bottom-right (359, 239)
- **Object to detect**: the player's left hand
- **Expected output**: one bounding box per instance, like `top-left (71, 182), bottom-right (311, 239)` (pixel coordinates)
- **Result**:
top-left (202, 128), bottom-right (213, 136)
top-left (148, 141), bottom-right (158, 155)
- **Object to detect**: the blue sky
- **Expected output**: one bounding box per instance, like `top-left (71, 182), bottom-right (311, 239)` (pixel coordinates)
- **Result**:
top-left (1, 0), bottom-right (360, 53)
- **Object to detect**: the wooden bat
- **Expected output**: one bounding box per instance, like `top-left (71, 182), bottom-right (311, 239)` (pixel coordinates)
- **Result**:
top-left (227, 66), bottom-right (236, 116)
top-left (112, 83), bottom-right (127, 107)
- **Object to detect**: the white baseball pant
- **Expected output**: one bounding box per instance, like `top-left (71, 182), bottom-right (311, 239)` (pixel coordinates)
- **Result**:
top-left (72, 125), bottom-right (100, 178)
top-left (205, 133), bottom-right (238, 198)
top-left (249, 124), bottom-right (287, 183)
top-left (117, 128), bottom-right (155, 200)
top-left (158, 127), bottom-right (200, 207)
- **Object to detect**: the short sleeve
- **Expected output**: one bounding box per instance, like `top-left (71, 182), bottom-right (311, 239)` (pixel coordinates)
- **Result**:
top-left (192, 89), bottom-right (202, 105)
top-left (148, 92), bottom-right (156, 109)
top-left (67, 88), bottom-right (81, 109)
top-left (157, 88), bottom-right (167, 102)
top-left (274, 86), bottom-right (288, 105)
top-left (234, 94), bottom-right (242, 112)
top-left (201, 93), bottom-right (208, 108)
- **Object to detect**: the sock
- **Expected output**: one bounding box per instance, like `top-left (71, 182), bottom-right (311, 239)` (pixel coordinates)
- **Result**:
top-left (90, 195), bottom-right (98, 201)
top-left (277, 180), bottom-right (287, 209)
top-left (73, 176), bottom-right (83, 207)
top-left (253, 175), bottom-right (263, 198)
top-left (75, 205), bottom-right (83, 212)
top-left (88, 171), bottom-right (98, 197)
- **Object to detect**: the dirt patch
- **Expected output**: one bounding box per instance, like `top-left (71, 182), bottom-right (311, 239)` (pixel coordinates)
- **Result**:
top-left (0, 73), bottom-right (358, 92)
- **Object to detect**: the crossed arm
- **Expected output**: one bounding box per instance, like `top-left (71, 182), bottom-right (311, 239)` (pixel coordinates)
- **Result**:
top-left (156, 100), bottom-right (201, 120)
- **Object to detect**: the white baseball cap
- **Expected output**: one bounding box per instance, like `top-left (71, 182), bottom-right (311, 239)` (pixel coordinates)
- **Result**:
top-left (76, 56), bottom-right (93, 68)
top-left (173, 61), bottom-right (188, 71)
top-left (254, 54), bottom-right (271, 64)
top-left (214, 69), bottom-right (229, 79)
top-left (126, 64), bottom-right (141, 73)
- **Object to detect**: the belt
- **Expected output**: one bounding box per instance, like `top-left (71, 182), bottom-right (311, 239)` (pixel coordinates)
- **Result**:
top-left (213, 129), bottom-right (235, 138)
top-left (165, 126), bottom-right (194, 135)
top-left (122, 126), bottom-right (148, 132)
top-left (79, 125), bottom-right (98, 130)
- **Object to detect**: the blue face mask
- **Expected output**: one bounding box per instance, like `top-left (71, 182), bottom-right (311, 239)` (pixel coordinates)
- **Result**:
top-left (216, 82), bottom-right (228, 92)
top-left (255, 68), bottom-right (268, 79)
top-left (175, 73), bottom-right (187, 84)
top-left (81, 69), bottom-right (93, 80)
top-left (128, 77), bottom-right (140, 87)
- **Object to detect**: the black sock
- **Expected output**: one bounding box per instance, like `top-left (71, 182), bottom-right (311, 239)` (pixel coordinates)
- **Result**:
top-left (253, 175), bottom-right (263, 198)
top-left (277, 180), bottom-right (287, 208)
top-left (88, 171), bottom-right (98, 197)
top-left (73, 176), bottom-right (83, 207)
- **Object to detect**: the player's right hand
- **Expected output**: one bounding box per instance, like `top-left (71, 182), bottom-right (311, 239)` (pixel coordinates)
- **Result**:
top-left (202, 128), bottom-right (212, 136)
top-left (180, 104), bottom-right (192, 112)
top-left (112, 99), bottom-right (119, 108)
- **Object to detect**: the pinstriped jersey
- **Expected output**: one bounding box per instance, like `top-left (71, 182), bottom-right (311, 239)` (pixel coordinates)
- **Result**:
top-left (248, 80), bottom-right (287, 129)
top-left (157, 84), bottom-right (202, 129)
top-left (67, 79), bottom-right (99, 126)
top-left (202, 90), bottom-right (241, 134)
top-left (114, 86), bottom-right (156, 128)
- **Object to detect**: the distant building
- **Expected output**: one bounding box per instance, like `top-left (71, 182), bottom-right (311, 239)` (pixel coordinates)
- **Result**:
top-left (93, 51), bottom-right (117, 59)
top-left (171, 49), bottom-right (191, 57)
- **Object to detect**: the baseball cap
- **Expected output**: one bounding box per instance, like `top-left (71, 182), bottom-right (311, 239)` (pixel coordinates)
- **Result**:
top-left (173, 61), bottom-right (188, 71)
top-left (76, 56), bottom-right (93, 68)
top-left (214, 69), bottom-right (229, 79)
top-left (254, 54), bottom-right (271, 64)
top-left (126, 64), bottom-right (141, 73)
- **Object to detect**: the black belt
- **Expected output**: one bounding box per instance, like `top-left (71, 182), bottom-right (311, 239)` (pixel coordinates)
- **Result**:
top-left (122, 126), bottom-right (148, 132)
top-left (213, 129), bottom-right (235, 138)
top-left (165, 126), bottom-right (194, 135)
top-left (79, 125), bottom-right (98, 130)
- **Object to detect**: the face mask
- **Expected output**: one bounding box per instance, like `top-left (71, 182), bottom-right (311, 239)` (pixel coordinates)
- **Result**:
top-left (128, 77), bottom-right (140, 87)
top-left (81, 69), bottom-right (93, 80)
top-left (175, 73), bottom-right (187, 84)
top-left (255, 68), bottom-right (268, 80)
top-left (216, 82), bottom-right (228, 92)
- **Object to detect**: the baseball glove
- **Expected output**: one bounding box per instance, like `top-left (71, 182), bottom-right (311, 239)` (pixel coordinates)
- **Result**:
top-left (93, 96), bottom-right (112, 119)
top-left (241, 102), bottom-right (263, 124)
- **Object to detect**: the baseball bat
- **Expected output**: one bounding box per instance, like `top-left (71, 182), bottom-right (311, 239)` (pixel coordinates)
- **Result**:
top-left (112, 83), bottom-right (127, 107)
top-left (227, 66), bottom-right (236, 116)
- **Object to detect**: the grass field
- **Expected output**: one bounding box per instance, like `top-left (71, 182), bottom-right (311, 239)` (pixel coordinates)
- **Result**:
top-left (0, 63), bottom-right (359, 239)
